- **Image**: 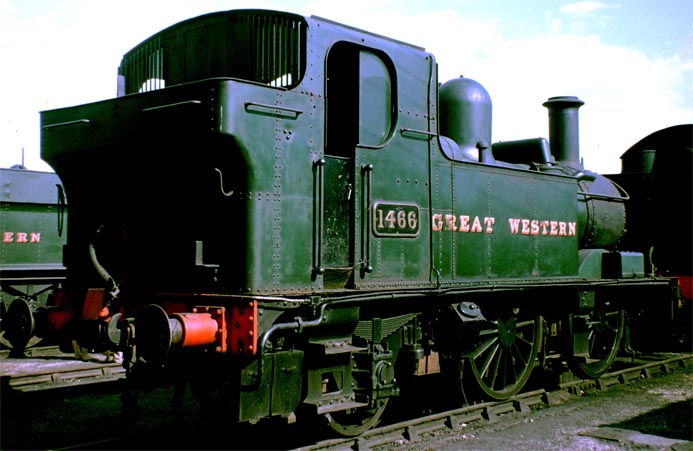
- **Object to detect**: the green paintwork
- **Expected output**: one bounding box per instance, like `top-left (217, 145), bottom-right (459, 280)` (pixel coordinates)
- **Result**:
top-left (36, 9), bottom-right (655, 428)
top-left (0, 168), bottom-right (66, 274)
top-left (432, 163), bottom-right (579, 280)
top-left (39, 8), bottom-right (635, 307)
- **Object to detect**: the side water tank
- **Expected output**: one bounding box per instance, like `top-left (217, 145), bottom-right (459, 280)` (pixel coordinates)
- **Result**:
top-left (439, 77), bottom-right (492, 162)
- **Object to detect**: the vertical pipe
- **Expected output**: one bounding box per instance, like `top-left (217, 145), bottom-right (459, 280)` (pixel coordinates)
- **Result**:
top-left (543, 96), bottom-right (585, 168)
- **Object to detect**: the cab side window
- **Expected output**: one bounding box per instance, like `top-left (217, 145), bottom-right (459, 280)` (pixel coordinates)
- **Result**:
top-left (326, 42), bottom-right (395, 156)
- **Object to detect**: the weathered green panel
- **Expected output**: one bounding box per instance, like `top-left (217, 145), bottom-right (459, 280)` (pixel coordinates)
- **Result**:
top-left (433, 163), bottom-right (579, 280)
top-left (323, 156), bottom-right (351, 268)
top-left (270, 350), bottom-right (304, 416)
top-left (432, 162), bottom-right (454, 279)
top-left (310, 27), bottom-right (436, 290)
top-left (0, 169), bottom-right (66, 272)
top-left (239, 357), bottom-right (271, 421)
top-left (354, 137), bottom-right (432, 288)
top-left (218, 82), bottom-right (317, 294)
top-left (579, 249), bottom-right (607, 278)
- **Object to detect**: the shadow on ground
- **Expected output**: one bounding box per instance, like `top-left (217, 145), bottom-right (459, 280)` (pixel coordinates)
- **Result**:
top-left (607, 398), bottom-right (693, 441)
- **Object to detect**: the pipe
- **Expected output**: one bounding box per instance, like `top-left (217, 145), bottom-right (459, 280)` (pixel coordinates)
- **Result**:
top-left (242, 303), bottom-right (328, 391)
top-left (543, 96), bottom-right (584, 169)
top-left (89, 225), bottom-right (120, 298)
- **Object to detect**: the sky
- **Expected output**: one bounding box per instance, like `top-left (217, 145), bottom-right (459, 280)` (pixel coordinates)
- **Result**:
top-left (1, 0), bottom-right (691, 174)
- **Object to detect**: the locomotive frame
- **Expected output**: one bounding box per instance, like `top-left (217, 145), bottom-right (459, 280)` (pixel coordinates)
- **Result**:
top-left (5, 9), bottom-right (689, 436)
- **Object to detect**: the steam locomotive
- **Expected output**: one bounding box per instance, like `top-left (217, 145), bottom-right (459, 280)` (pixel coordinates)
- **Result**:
top-left (605, 125), bottom-right (692, 350)
top-left (5, 9), bottom-right (690, 436)
top-left (1, 166), bottom-right (66, 351)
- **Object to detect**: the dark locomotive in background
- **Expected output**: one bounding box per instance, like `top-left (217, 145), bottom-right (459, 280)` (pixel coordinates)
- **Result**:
top-left (2, 9), bottom-right (691, 437)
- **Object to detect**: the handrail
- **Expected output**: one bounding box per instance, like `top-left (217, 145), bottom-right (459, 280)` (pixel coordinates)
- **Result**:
top-left (42, 119), bottom-right (92, 129)
top-left (142, 100), bottom-right (202, 112)
top-left (313, 159), bottom-right (326, 276)
top-left (244, 101), bottom-right (303, 119)
top-left (361, 164), bottom-right (374, 273)
top-left (400, 127), bottom-right (437, 140)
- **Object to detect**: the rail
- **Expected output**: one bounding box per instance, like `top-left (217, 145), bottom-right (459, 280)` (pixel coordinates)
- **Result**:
top-left (14, 352), bottom-right (691, 451)
top-left (0, 346), bottom-right (125, 392)
top-left (291, 353), bottom-right (692, 451)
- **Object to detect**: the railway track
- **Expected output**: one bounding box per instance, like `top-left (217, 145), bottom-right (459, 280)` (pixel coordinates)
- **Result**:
top-left (0, 345), bottom-right (125, 392)
top-left (292, 353), bottom-right (693, 451)
top-left (3, 352), bottom-right (690, 450)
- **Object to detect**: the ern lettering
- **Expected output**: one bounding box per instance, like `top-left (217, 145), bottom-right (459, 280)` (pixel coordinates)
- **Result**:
top-left (3, 232), bottom-right (41, 243)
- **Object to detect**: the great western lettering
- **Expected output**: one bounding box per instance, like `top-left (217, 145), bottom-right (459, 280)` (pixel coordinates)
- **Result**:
top-left (431, 214), bottom-right (576, 237)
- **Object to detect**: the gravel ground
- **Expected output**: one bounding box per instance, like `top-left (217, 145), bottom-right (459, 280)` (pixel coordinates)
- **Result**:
top-left (1, 362), bottom-right (691, 450)
top-left (388, 365), bottom-right (692, 451)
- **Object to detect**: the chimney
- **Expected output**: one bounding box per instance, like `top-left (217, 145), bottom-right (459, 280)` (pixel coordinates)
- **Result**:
top-left (543, 96), bottom-right (584, 168)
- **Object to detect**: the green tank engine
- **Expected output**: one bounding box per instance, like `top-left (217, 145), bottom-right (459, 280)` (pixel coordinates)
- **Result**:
top-left (6, 9), bottom-right (682, 436)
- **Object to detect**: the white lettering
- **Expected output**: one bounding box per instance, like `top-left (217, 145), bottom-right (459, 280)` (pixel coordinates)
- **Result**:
top-left (444, 214), bottom-right (457, 231)
top-left (530, 219), bottom-right (539, 236)
top-left (484, 217), bottom-right (495, 233)
top-left (432, 214), bottom-right (443, 231)
top-left (433, 214), bottom-right (574, 238)
top-left (471, 216), bottom-right (483, 233)
top-left (541, 220), bottom-right (550, 235)
top-left (1, 231), bottom-right (43, 243)
top-left (508, 218), bottom-right (521, 234)
top-left (506, 218), bottom-right (576, 238)
top-left (559, 222), bottom-right (567, 236)
top-left (550, 221), bottom-right (558, 236)
top-left (459, 215), bottom-right (470, 232)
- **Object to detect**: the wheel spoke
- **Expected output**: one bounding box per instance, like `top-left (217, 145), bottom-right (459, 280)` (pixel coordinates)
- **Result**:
top-left (515, 333), bottom-right (533, 349)
top-left (477, 341), bottom-right (501, 379)
top-left (478, 327), bottom-right (498, 337)
top-left (465, 312), bottom-right (542, 400)
top-left (501, 348), bottom-right (514, 385)
top-left (488, 344), bottom-right (503, 386)
top-left (511, 342), bottom-right (529, 370)
top-left (471, 335), bottom-right (499, 361)
top-left (515, 319), bottom-right (536, 328)
top-left (568, 308), bottom-right (625, 379)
